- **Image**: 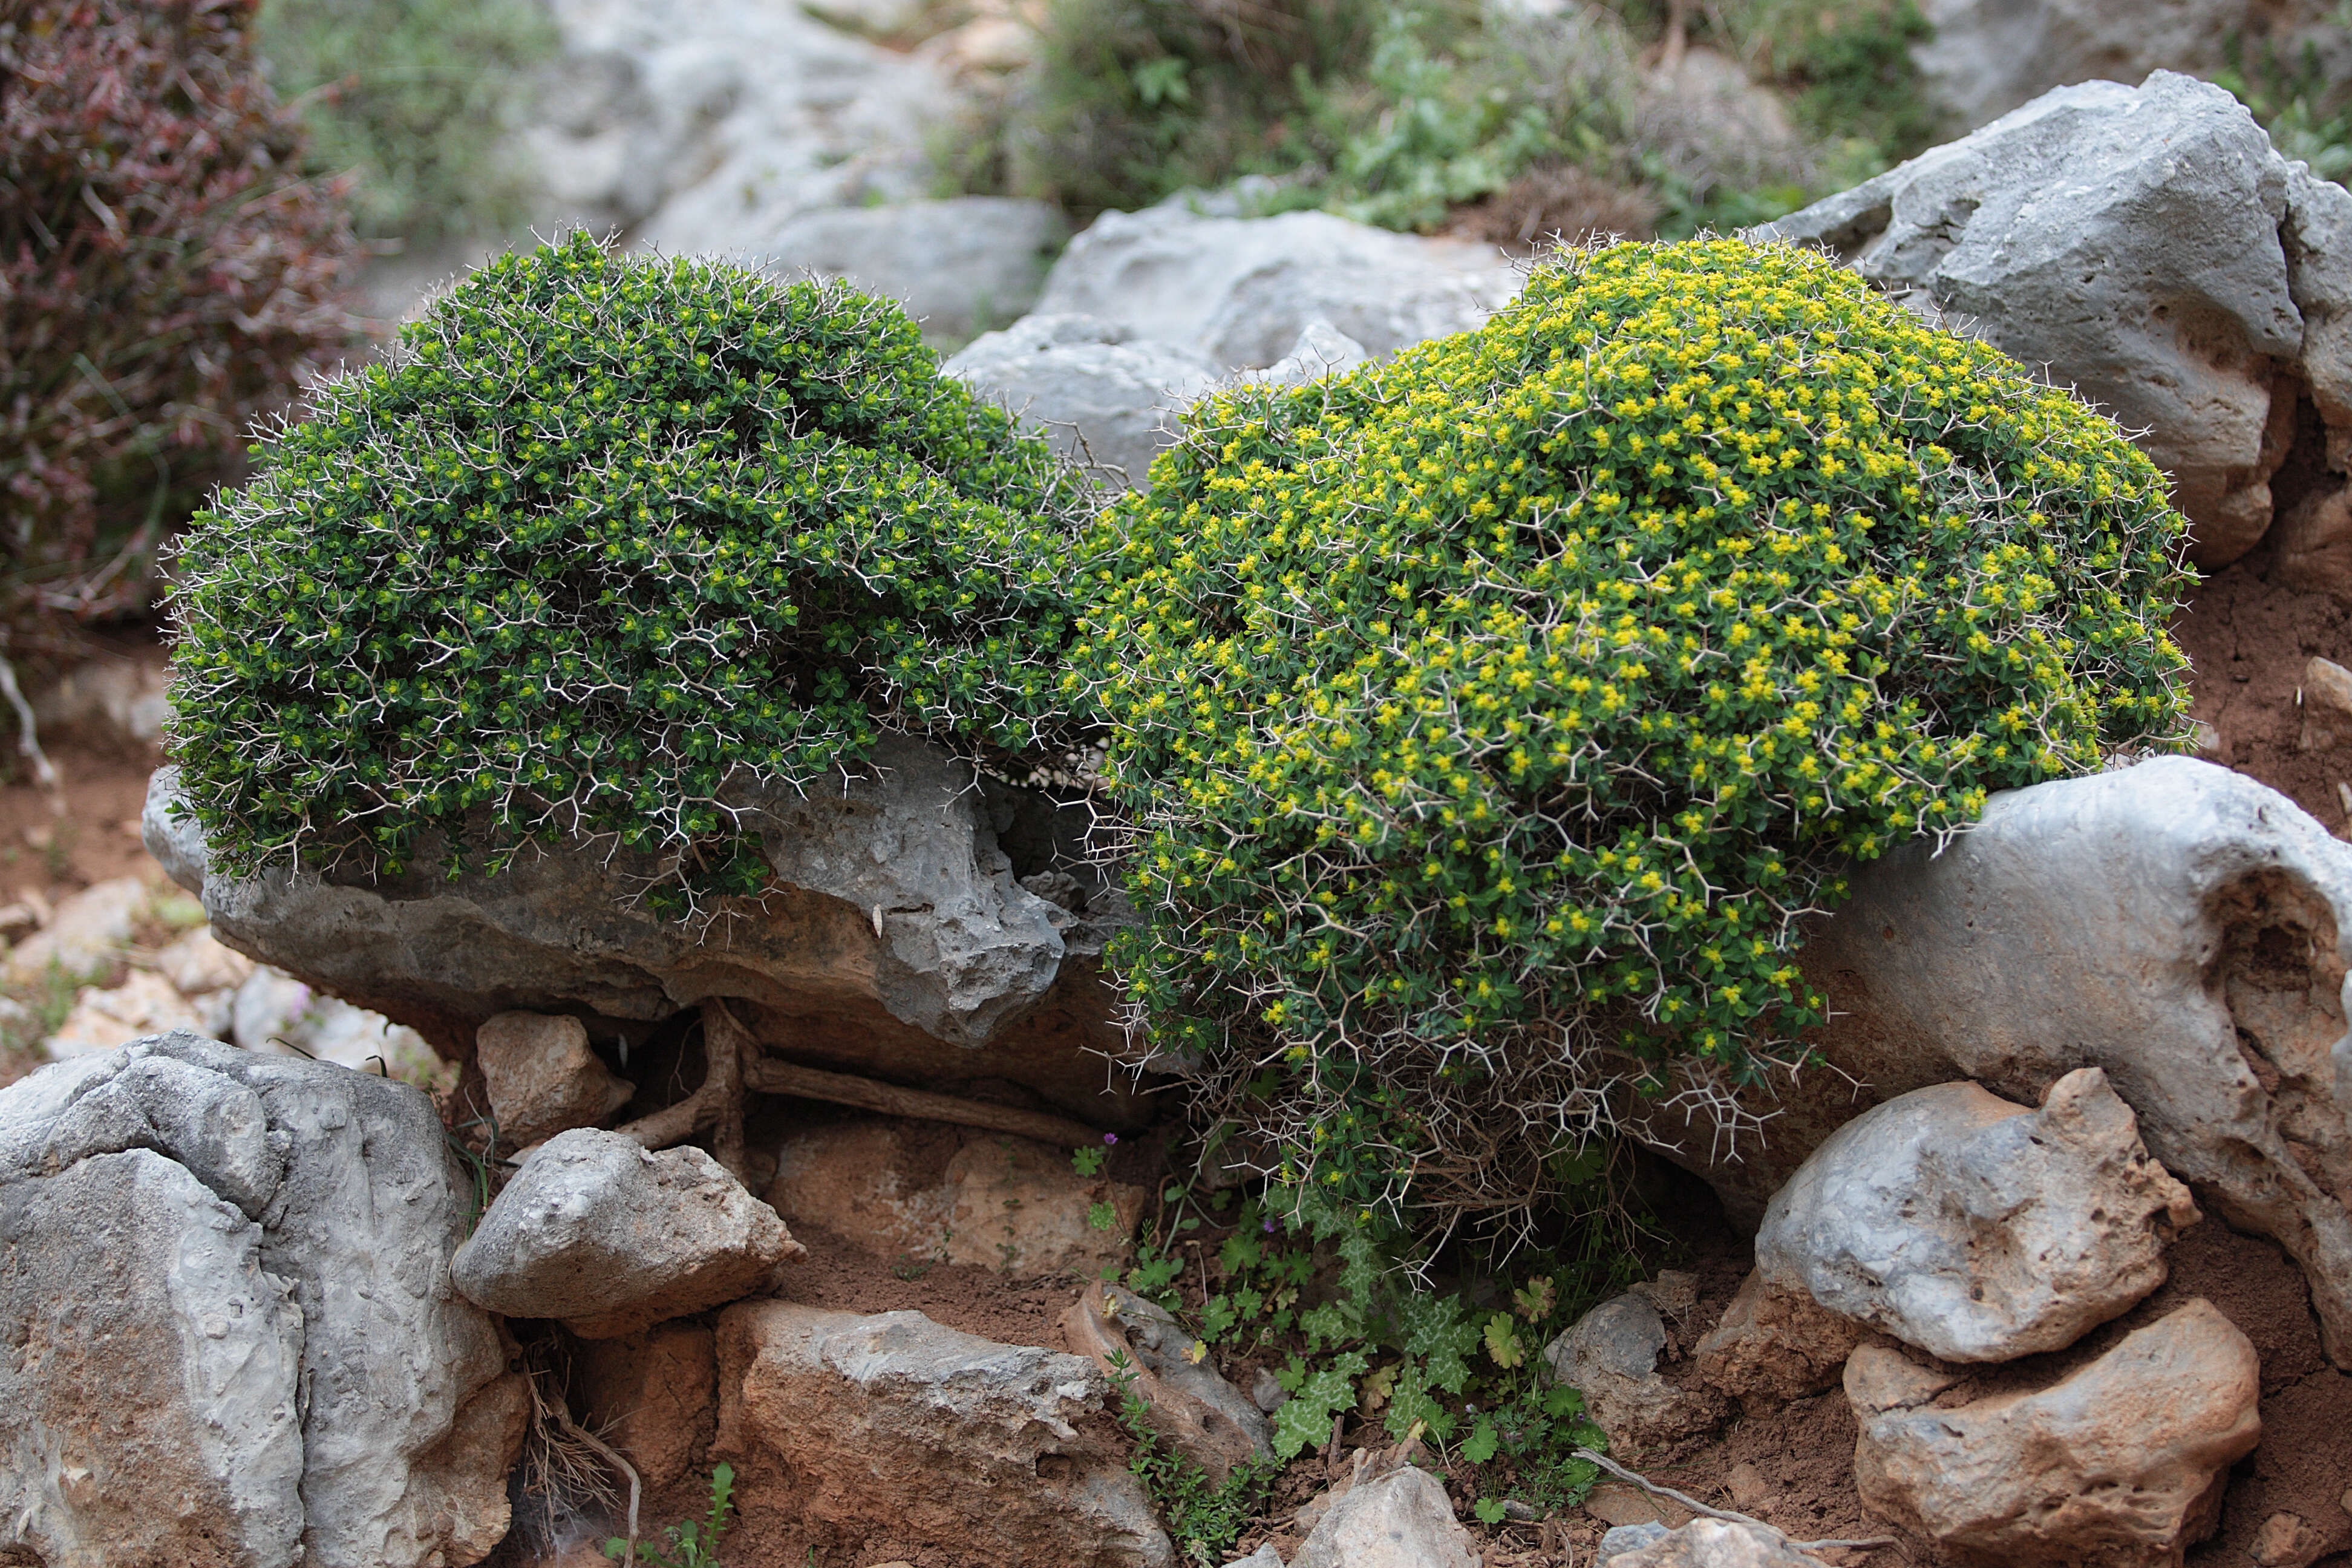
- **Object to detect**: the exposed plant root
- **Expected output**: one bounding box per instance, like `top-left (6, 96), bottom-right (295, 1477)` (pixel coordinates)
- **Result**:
top-left (612, 998), bottom-right (751, 1183)
top-left (1572, 1448), bottom-right (1894, 1556)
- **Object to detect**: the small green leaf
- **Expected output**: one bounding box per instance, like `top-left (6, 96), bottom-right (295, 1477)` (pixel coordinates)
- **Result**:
top-left (1473, 1496), bottom-right (1508, 1526)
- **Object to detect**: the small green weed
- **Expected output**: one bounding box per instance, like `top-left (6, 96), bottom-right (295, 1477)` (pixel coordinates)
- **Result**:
top-left (1107, 1348), bottom-right (1283, 1566)
top-left (606, 1462), bottom-right (734, 1568)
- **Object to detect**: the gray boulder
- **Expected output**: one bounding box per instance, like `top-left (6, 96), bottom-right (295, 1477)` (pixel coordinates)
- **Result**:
top-left (1034, 200), bottom-right (1518, 371)
top-left (716, 1300), bottom-right (1173, 1565)
top-left (0, 1033), bottom-right (524, 1568)
top-left (1291, 1466), bottom-right (1478, 1568)
top-left (145, 733), bottom-right (1154, 1129)
top-left (745, 196), bottom-right (1068, 345)
top-left (1755, 1068), bottom-right (2200, 1362)
top-left (1756, 71), bottom-right (2333, 569)
top-left (944, 313), bottom-right (1219, 486)
top-left (1910, 0), bottom-right (2350, 129)
top-left (452, 1127), bottom-right (800, 1338)
top-left (1624, 756), bottom-right (2352, 1367)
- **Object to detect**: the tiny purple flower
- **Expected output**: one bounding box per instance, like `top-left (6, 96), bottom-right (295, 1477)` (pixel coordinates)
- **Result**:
top-left (1263, 1218), bottom-right (1276, 1232)
top-left (1102, 1132), bottom-right (1118, 1145)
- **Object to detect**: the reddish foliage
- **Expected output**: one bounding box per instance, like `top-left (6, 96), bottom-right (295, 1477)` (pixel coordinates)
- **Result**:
top-left (0, 0), bottom-right (358, 650)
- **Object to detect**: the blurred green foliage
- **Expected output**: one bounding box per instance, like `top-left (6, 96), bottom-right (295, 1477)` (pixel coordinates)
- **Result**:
top-left (255, 0), bottom-right (559, 241)
top-left (2220, 9), bottom-right (2352, 184)
top-left (945, 0), bottom-right (1943, 237)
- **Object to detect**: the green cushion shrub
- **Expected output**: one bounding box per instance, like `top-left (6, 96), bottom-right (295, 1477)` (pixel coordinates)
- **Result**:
top-left (1073, 237), bottom-right (2193, 1228)
top-left (169, 233), bottom-right (1089, 910)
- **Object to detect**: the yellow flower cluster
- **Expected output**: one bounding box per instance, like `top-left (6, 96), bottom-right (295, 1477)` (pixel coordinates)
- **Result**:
top-left (1072, 238), bottom-right (2193, 1222)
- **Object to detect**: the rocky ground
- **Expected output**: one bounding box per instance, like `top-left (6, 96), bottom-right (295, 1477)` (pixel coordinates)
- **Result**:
top-left (9, 25), bottom-right (2352, 1568)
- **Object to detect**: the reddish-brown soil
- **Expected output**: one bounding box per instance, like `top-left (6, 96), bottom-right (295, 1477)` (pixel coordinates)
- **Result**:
top-left (2174, 556), bottom-right (2352, 829)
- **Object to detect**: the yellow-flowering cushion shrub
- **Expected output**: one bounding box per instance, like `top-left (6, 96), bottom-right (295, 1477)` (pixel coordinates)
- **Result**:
top-left (1074, 238), bottom-right (2193, 1227)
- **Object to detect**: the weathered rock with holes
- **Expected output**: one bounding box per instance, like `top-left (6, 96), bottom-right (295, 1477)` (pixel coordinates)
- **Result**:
top-left (145, 736), bottom-right (1154, 1129)
top-left (0, 1031), bottom-right (524, 1568)
top-left (1292, 1465), bottom-right (1479, 1568)
top-left (452, 1128), bottom-right (801, 1338)
top-left (714, 1299), bottom-right (1173, 1566)
top-left (1034, 200), bottom-right (1518, 373)
top-left (1541, 1293), bottom-right (1729, 1461)
top-left (1755, 1068), bottom-right (2199, 1362)
top-left (1602, 1518), bottom-right (1837, 1566)
top-left (1757, 73), bottom-right (2336, 569)
top-left (1847, 1300), bottom-right (2262, 1566)
top-left (743, 197), bottom-right (1068, 345)
top-left (474, 1010), bottom-right (634, 1148)
top-left (1065, 1284), bottom-right (1272, 1483)
top-left (1623, 757), bottom-right (2352, 1367)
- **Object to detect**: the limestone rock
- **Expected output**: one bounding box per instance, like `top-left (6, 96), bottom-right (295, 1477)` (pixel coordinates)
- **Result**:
top-left (452, 1128), bottom-right (802, 1338)
top-left (1756, 1068), bottom-right (2198, 1362)
top-left (0, 1145), bottom-right (307, 1567)
top-left (0, 1032), bottom-right (523, 1568)
top-left (4, 875), bottom-right (149, 988)
top-left (1756, 73), bottom-right (2304, 567)
top-left (574, 1322), bottom-right (717, 1494)
top-left (765, 1117), bottom-right (1144, 1275)
top-left (30, 655), bottom-right (170, 745)
top-left (1034, 200), bottom-right (1519, 371)
top-left (1909, 0), bottom-right (2348, 128)
top-left (1602, 1518), bottom-right (1834, 1566)
top-left (520, 0), bottom-right (949, 249)
top-left (44, 967), bottom-right (213, 1059)
top-left (944, 312), bottom-right (1218, 486)
top-left (1065, 1284), bottom-right (1272, 1482)
top-left (1292, 1466), bottom-right (1477, 1568)
top-left (745, 197), bottom-right (1068, 345)
top-left (475, 1010), bottom-right (633, 1148)
top-left (2301, 656), bottom-right (2352, 751)
top-left (1240, 319), bottom-right (1370, 390)
top-left (156, 924), bottom-right (256, 997)
top-left (1847, 1300), bottom-right (2262, 1565)
top-left (941, 1133), bottom-right (1146, 1276)
top-left (714, 1299), bottom-right (1173, 1566)
top-left (231, 962), bottom-right (449, 1087)
top-left (146, 734), bottom-right (1154, 1129)
top-left (1541, 1293), bottom-right (1728, 1460)
top-left (1693, 1269), bottom-right (1866, 1403)
top-left (1222, 1548), bottom-right (1285, 1568)
top-left (1623, 756), bottom-right (2352, 1367)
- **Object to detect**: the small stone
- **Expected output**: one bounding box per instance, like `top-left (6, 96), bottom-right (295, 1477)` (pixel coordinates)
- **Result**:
top-left (2252, 1511), bottom-right (2326, 1568)
top-left (1721, 1461), bottom-right (1772, 1512)
top-left (1542, 1295), bottom-right (1728, 1460)
top-left (1756, 1068), bottom-right (2198, 1362)
top-left (474, 1010), bottom-right (633, 1148)
top-left (1692, 1270), bottom-right (1864, 1404)
top-left (452, 1128), bottom-right (803, 1339)
top-left (2302, 658), bottom-right (2352, 751)
top-left (2192, 719), bottom-right (2224, 759)
top-left (1251, 1365), bottom-right (1287, 1414)
top-left (1849, 1299), bottom-right (2261, 1566)
top-left (44, 970), bottom-right (211, 1060)
top-left (5, 876), bottom-right (148, 988)
top-left (1220, 1548), bottom-right (1283, 1568)
top-left (1604, 1518), bottom-right (1829, 1566)
top-left (154, 926), bottom-right (254, 997)
top-left (1065, 1285), bottom-right (1270, 1482)
top-left (1598, 1522), bottom-right (1670, 1559)
top-left (1292, 1466), bottom-right (1477, 1568)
